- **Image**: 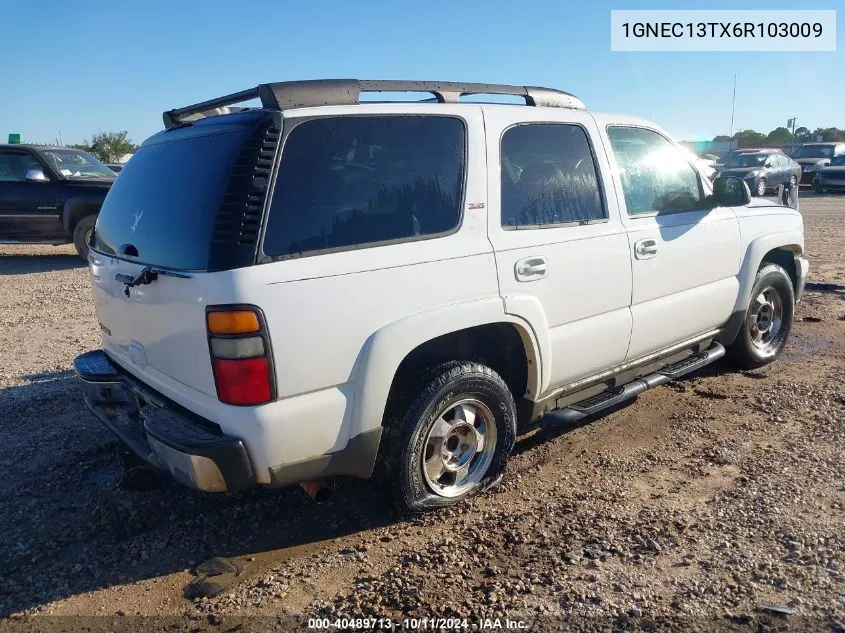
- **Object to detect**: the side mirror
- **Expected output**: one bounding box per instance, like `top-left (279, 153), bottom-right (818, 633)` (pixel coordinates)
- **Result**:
top-left (764, 162), bottom-right (772, 168)
top-left (25, 169), bottom-right (49, 182)
top-left (713, 176), bottom-right (751, 207)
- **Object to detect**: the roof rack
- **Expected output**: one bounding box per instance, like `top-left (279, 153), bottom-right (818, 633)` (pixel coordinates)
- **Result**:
top-left (162, 79), bottom-right (586, 128)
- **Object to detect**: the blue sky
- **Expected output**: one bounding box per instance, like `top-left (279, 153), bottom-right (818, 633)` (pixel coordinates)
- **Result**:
top-left (1, 0), bottom-right (841, 146)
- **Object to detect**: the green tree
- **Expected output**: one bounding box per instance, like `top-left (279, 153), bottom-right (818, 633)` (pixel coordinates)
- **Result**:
top-left (766, 127), bottom-right (792, 145)
top-left (732, 129), bottom-right (767, 148)
top-left (809, 127), bottom-right (845, 142)
top-left (712, 135), bottom-right (732, 142)
top-left (792, 127), bottom-right (809, 142)
top-left (72, 131), bottom-right (135, 163)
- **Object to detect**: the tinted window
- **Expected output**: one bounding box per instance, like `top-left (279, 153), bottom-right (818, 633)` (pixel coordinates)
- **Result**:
top-left (0, 152), bottom-right (42, 182)
top-left (93, 128), bottom-right (249, 270)
top-left (500, 124), bottom-right (605, 227)
top-left (263, 116), bottom-right (465, 258)
top-left (792, 145), bottom-right (834, 158)
top-left (607, 127), bottom-right (703, 215)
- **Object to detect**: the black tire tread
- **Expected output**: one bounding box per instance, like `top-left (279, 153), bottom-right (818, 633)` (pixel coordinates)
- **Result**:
top-left (376, 361), bottom-right (516, 514)
top-left (72, 214), bottom-right (97, 260)
top-left (725, 263), bottom-right (794, 369)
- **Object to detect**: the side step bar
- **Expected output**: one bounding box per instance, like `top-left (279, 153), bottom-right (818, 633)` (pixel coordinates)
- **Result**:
top-left (543, 342), bottom-right (725, 426)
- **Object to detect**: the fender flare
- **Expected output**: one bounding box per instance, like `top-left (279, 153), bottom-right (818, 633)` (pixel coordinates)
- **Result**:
top-left (734, 231), bottom-right (804, 312)
top-left (349, 296), bottom-right (544, 439)
top-left (62, 197), bottom-right (103, 234)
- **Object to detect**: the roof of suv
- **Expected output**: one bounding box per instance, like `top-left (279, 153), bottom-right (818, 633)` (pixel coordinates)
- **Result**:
top-left (162, 79), bottom-right (587, 129)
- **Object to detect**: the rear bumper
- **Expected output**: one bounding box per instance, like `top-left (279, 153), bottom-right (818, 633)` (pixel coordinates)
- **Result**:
top-left (73, 350), bottom-right (255, 492)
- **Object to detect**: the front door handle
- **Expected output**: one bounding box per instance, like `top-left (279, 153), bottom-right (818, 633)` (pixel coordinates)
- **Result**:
top-left (515, 256), bottom-right (547, 282)
top-left (634, 238), bottom-right (658, 260)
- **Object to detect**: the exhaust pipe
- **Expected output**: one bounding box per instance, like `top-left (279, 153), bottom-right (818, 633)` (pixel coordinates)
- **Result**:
top-left (300, 478), bottom-right (332, 503)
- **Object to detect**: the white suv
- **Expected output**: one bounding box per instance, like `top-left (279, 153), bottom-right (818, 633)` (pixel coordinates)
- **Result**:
top-left (74, 80), bottom-right (808, 513)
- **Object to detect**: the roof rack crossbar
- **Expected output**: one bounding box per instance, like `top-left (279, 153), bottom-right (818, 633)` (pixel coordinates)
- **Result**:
top-left (162, 80), bottom-right (585, 129)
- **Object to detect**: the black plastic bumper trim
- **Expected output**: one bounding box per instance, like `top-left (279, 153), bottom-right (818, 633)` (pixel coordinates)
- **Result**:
top-left (73, 350), bottom-right (255, 491)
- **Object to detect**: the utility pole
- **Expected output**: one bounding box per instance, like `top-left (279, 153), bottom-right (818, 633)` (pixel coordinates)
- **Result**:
top-left (729, 73), bottom-right (737, 146)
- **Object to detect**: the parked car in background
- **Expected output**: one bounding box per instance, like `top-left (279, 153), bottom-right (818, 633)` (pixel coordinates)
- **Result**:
top-left (107, 163), bottom-right (124, 173)
top-left (715, 151), bottom-right (800, 197)
top-left (813, 154), bottom-right (845, 193)
top-left (791, 142), bottom-right (845, 184)
top-left (0, 144), bottom-right (115, 258)
top-left (73, 79), bottom-right (807, 513)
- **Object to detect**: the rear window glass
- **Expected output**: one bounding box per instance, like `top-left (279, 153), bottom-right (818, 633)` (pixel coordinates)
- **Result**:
top-left (92, 129), bottom-right (247, 270)
top-left (263, 115), bottom-right (465, 259)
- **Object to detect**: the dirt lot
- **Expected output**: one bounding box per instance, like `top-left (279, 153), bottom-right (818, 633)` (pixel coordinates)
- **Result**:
top-left (1, 193), bottom-right (843, 632)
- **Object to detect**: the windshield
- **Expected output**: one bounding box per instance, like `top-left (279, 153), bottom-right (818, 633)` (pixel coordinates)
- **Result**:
top-left (40, 149), bottom-right (115, 179)
top-left (726, 154), bottom-right (767, 168)
top-left (791, 145), bottom-right (835, 159)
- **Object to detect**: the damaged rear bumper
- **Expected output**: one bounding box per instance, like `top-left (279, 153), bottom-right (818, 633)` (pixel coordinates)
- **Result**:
top-left (73, 350), bottom-right (255, 492)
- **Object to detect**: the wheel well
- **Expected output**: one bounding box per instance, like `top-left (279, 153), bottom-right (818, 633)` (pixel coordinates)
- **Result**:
top-left (387, 323), bottom-right (531, 405)
top-left (67, 204), bottom-right (100, 232)
top-left (761, 247), bottom-right (799, 293)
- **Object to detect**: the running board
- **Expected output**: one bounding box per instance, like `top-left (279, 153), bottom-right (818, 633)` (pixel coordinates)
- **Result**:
top-left (543, 342), bottom-right (725, 426)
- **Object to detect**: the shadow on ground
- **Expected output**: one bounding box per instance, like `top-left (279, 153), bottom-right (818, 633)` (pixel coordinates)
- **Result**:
top-left (0, 253), bottom-right (86, 275)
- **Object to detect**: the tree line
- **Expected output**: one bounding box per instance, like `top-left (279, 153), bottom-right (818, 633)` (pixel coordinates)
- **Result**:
top-left (70, 130), bottom-right (138, 164)
top-left (713, 126), bottom-right (845, 149)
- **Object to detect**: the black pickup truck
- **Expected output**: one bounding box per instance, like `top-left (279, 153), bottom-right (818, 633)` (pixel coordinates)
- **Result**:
top-left (0, 144), bottom-right (116, 259)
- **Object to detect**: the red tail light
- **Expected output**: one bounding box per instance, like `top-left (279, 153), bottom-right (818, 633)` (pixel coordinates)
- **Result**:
top-left (212, 357), bottom-right (272, 405)
top-left (207, 307), bottom-right (274, 406)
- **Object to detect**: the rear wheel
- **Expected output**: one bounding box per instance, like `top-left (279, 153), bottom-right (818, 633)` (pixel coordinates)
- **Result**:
top-left (756, 178), bottom-right (767, 197)
top-left (378, 361), bottom-right (516, 513)
top-left (726, 263), bottom-right (795, 369)
top-left (72, 214), bottom-right (97, 260)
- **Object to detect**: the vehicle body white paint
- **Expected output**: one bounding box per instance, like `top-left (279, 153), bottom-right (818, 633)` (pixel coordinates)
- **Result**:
top-left (87, 102), bottom-right (808, 484)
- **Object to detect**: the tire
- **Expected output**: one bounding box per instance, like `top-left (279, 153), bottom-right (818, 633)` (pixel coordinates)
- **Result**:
top-left (72, 214), bottom-right (97, 260)
top-left (755, 178), bottom-right (767, 197)
top-left (814, 183), bottom-right (824, 194)
top-left (726, 263), bottom-right (795, 369)
top-left (378, 361), bottom-right (516, 514)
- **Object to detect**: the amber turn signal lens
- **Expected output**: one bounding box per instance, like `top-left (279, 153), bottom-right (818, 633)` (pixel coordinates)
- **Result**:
top-left (207, 310), bottom-right (260, 335)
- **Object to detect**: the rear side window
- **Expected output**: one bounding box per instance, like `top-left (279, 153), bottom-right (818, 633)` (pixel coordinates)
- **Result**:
top-left (263, 115), bottom-right (465, 259)
top-left (501, 123), bottom-right (606, 228)
top-left (607, 126), bottom-right (703, 215)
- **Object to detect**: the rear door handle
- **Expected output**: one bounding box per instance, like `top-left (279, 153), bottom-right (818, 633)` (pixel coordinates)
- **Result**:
top-left (515, 256), bottom-right (547, 281)
top-left (634, 238), bottom-right (658, 259)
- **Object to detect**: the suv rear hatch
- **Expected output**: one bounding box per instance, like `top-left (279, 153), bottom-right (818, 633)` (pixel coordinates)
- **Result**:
top-left (89, 110), bottom-right (280, 397)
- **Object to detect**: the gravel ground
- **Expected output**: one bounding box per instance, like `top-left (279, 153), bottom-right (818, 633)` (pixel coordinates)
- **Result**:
top-left (1, 193), bottom-right (843, 632)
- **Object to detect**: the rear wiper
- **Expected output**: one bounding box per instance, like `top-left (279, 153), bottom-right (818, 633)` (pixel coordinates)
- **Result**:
top-left (115, 266), bottom-right (191, 297)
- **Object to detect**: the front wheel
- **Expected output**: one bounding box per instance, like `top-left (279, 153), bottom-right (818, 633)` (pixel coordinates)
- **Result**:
top-left (378, 361), bottom-right (516, 513)
top-left (726, 263), bottom-right (795, 369)
top-left (756, 178), bottom-right (767, 197)
top-left (72, 214), bottom-right (97, 260)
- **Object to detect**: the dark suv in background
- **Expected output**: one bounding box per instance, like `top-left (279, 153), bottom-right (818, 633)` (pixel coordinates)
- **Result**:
top-left (715, 150), bottom-right (801, 197)
top-left (0, 145), bottom-right (115, 259)
top-left (791, 142), bottom-right (845, 184)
